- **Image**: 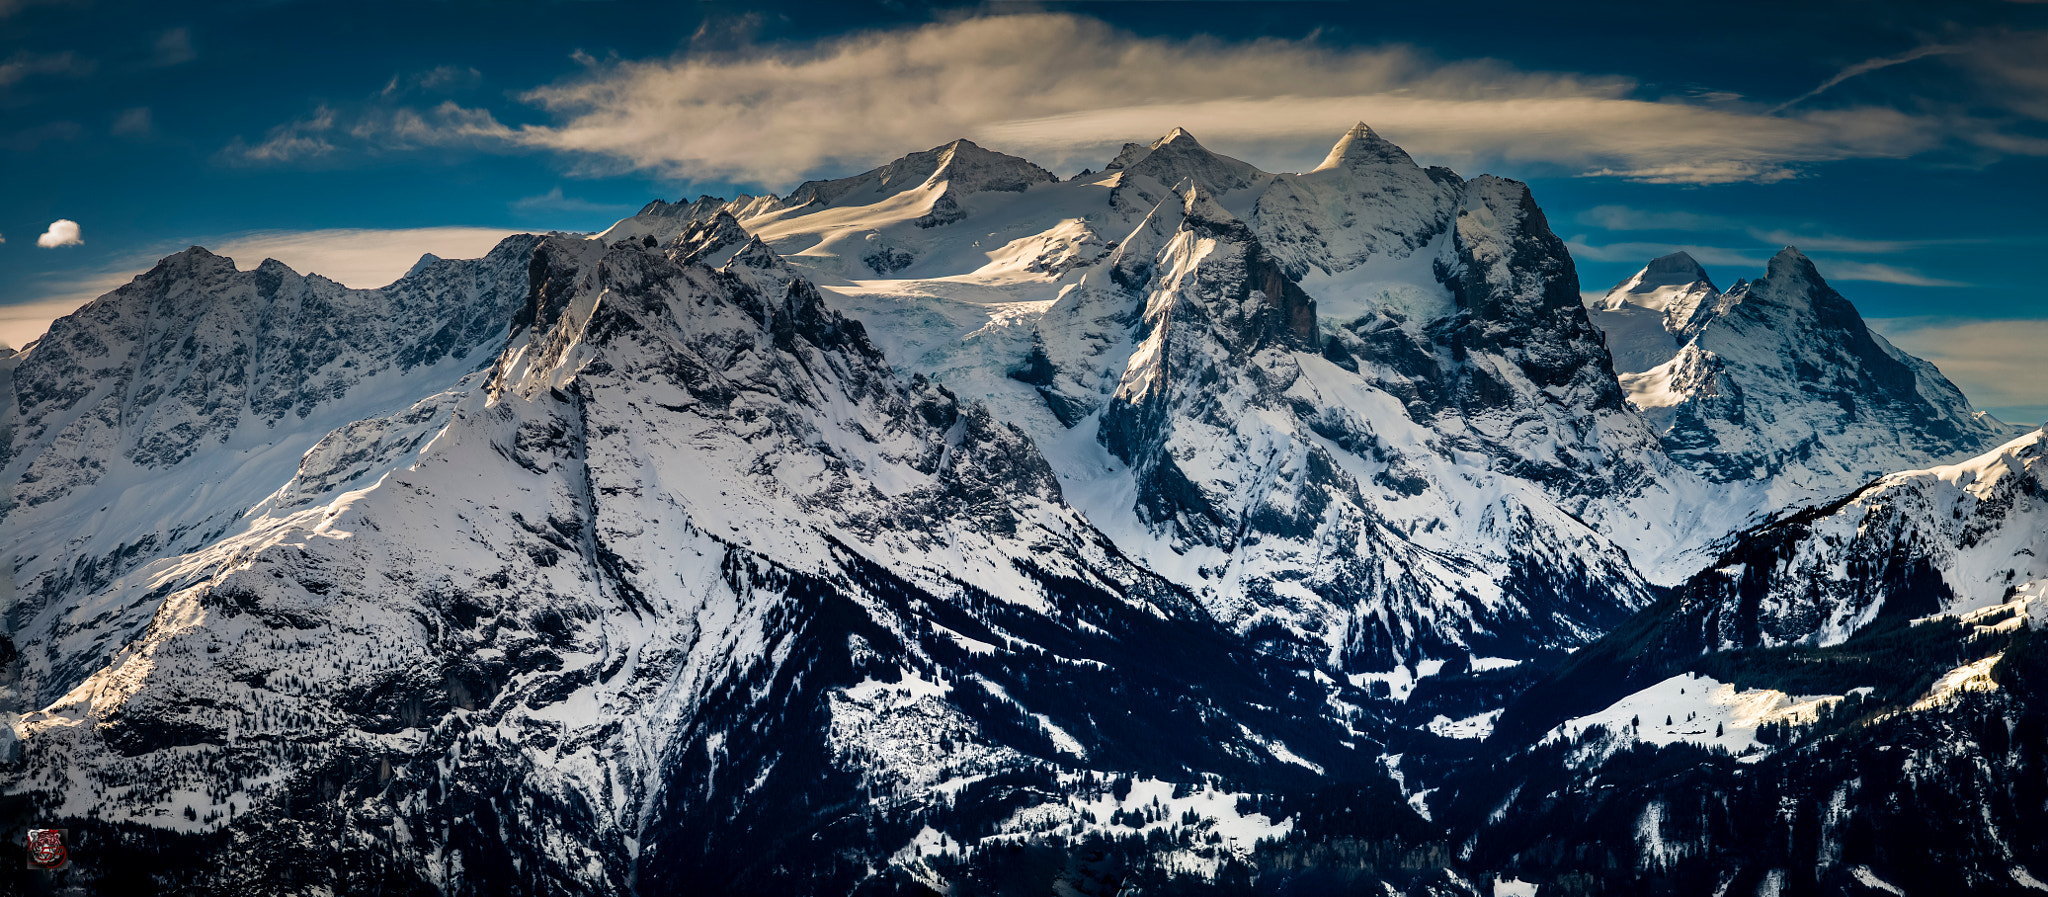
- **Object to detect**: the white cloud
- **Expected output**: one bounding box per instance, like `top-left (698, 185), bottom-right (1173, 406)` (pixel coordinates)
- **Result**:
top-left (36, 219), bottom-right (81, 248)
top-left (0, 226), bottom-right (523, 350)
top-left (1772, 43), bottom-right (1964, 114)
top-left (224, 101), bottom-right (512, 164)
top-left (487, 14), bottom-right (1968, 188)
top-left (222, 105), bottom-right (338, 163)
top-left (233, 14), bottom-right (2001, 189)
top-left (1872, 317), bottom-right (2048, 422)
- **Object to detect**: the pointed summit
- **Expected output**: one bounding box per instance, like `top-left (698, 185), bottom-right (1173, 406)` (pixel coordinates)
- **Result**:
top-left (1177, 180), bottom-right (1236, 226)
top-left (1765, 245), bottom-right (1819, 282)
top-left (1113, 127), bottom-right (1268, 200)
top-left (1590, 252), bottom-right (1722, 373)
top-left (1312, 122), bottom-right (1418, 172)
top-left (1634, 252), bottom-right (1715, 292)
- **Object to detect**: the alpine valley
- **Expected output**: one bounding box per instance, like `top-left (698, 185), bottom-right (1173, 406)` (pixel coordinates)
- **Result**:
top-left (2, 124), bottom-right (2040, 896)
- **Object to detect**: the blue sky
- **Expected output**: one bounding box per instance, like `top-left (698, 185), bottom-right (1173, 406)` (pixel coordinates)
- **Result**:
top-left (2, 0), bottom-right (2044, 420)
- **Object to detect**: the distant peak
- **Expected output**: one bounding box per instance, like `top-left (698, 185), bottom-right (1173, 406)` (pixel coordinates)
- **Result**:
top-left (1628, 251), bottom-right (1716, 292)
top-left (1312, 122), bottom-right (1417, 172)
top-left (1766, 246), bottom-right (1822, 283)
top-left (1103, 142), bottom-right (1148, 172)
top-left (1157, 127), bottom-right (1199, 147)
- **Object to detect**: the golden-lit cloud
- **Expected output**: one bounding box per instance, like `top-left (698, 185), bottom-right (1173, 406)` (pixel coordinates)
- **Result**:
top-left (489, 14), bottom-right (1981, 187)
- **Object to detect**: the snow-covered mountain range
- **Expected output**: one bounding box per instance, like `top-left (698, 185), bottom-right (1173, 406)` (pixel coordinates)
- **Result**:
top-left (1, 123), bottom-right (2031, 895)
top-left (1589, 249), bottom-right (2020, 507)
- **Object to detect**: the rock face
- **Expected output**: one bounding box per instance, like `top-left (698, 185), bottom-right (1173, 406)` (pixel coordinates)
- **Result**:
top-left (1, 229), bottom-right (1419, 895)
top-left (1597, 247), bottom-right (2020, 503)
top-left (1, 237), bottom-right (541, 711)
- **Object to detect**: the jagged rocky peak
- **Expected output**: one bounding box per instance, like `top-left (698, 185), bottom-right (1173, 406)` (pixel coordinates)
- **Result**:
top-left (1588, 251), bottom-right (1722, 373)
top-left (667, 209), bottom-right (752, 266)
top-left (785, 137), bottom-right (1055, 208)
top-left (1606, 251), bottom-right (1715, 306)
top-left (1251, 122), bottom-right (1463, 280)
top-left (1111, 127), bottom-right (1269, 198)
top-left (1623, 245), bottom-right (2021, 496)
top-left (636, 193), bottom-right (728, 221)
top-left (1313, 121), bottom-right (1420, 171)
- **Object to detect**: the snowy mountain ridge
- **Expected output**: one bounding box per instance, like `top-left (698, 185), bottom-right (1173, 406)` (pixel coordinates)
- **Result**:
top-left (1592, 248), bottom-right (2021, 507)
top-left (0, 121), bottom-right (2028, 895)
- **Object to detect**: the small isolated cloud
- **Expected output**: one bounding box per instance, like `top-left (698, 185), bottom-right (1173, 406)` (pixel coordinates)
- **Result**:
top-left (510, 186), bottom-right (634, 217)
top-left (152, 27), bottom-right (196, 67)
top-left (111, 106), bottom-right (153, 137)
top-left (1873, 317), bottom-right (2048, 422)
top-left (36, 219), bottom-right (82, 248)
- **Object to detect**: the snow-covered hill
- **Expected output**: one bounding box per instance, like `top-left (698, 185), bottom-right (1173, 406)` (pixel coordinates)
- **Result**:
top-left (1592, 248), bottom-right (2021, 506)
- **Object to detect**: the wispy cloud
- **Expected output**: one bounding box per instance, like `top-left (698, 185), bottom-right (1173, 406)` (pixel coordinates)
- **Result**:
top-left (1872, 317), bottom-right (2048, 422)
top-left (0, 120), bottom-right (82, 152)
top-left (510, 187), bottom-right (634, 217)
top-left (1570, 237), bottom-right (1966, 288)
top-left (228, 14), bottom-right (2048, 190)
top-left (1742, 229), bottom-right (1916, 254)
top-left (490, 14), bottom-right (1956, 187)
top-left (1814, 260), bottom-right (1966, 287)
top-left (1576, 205), bottom-right (1739, 232)
top-left (0, 49), bottom-right (94, 88)
top-left (1565, 240), bottom-right (1765, 269)
top-left (152, 27), bottom-right (196, 67)
top-left (111, 106), bottom-right (153, 137)
top-left (222, 105), bottom-right (338, 163)
top-left (381, 65), bottom-right (483, 98)
top-left (1772, 43), bottom-right (1964, 113)
top-left (223, 101), bottom-right (513, 165)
